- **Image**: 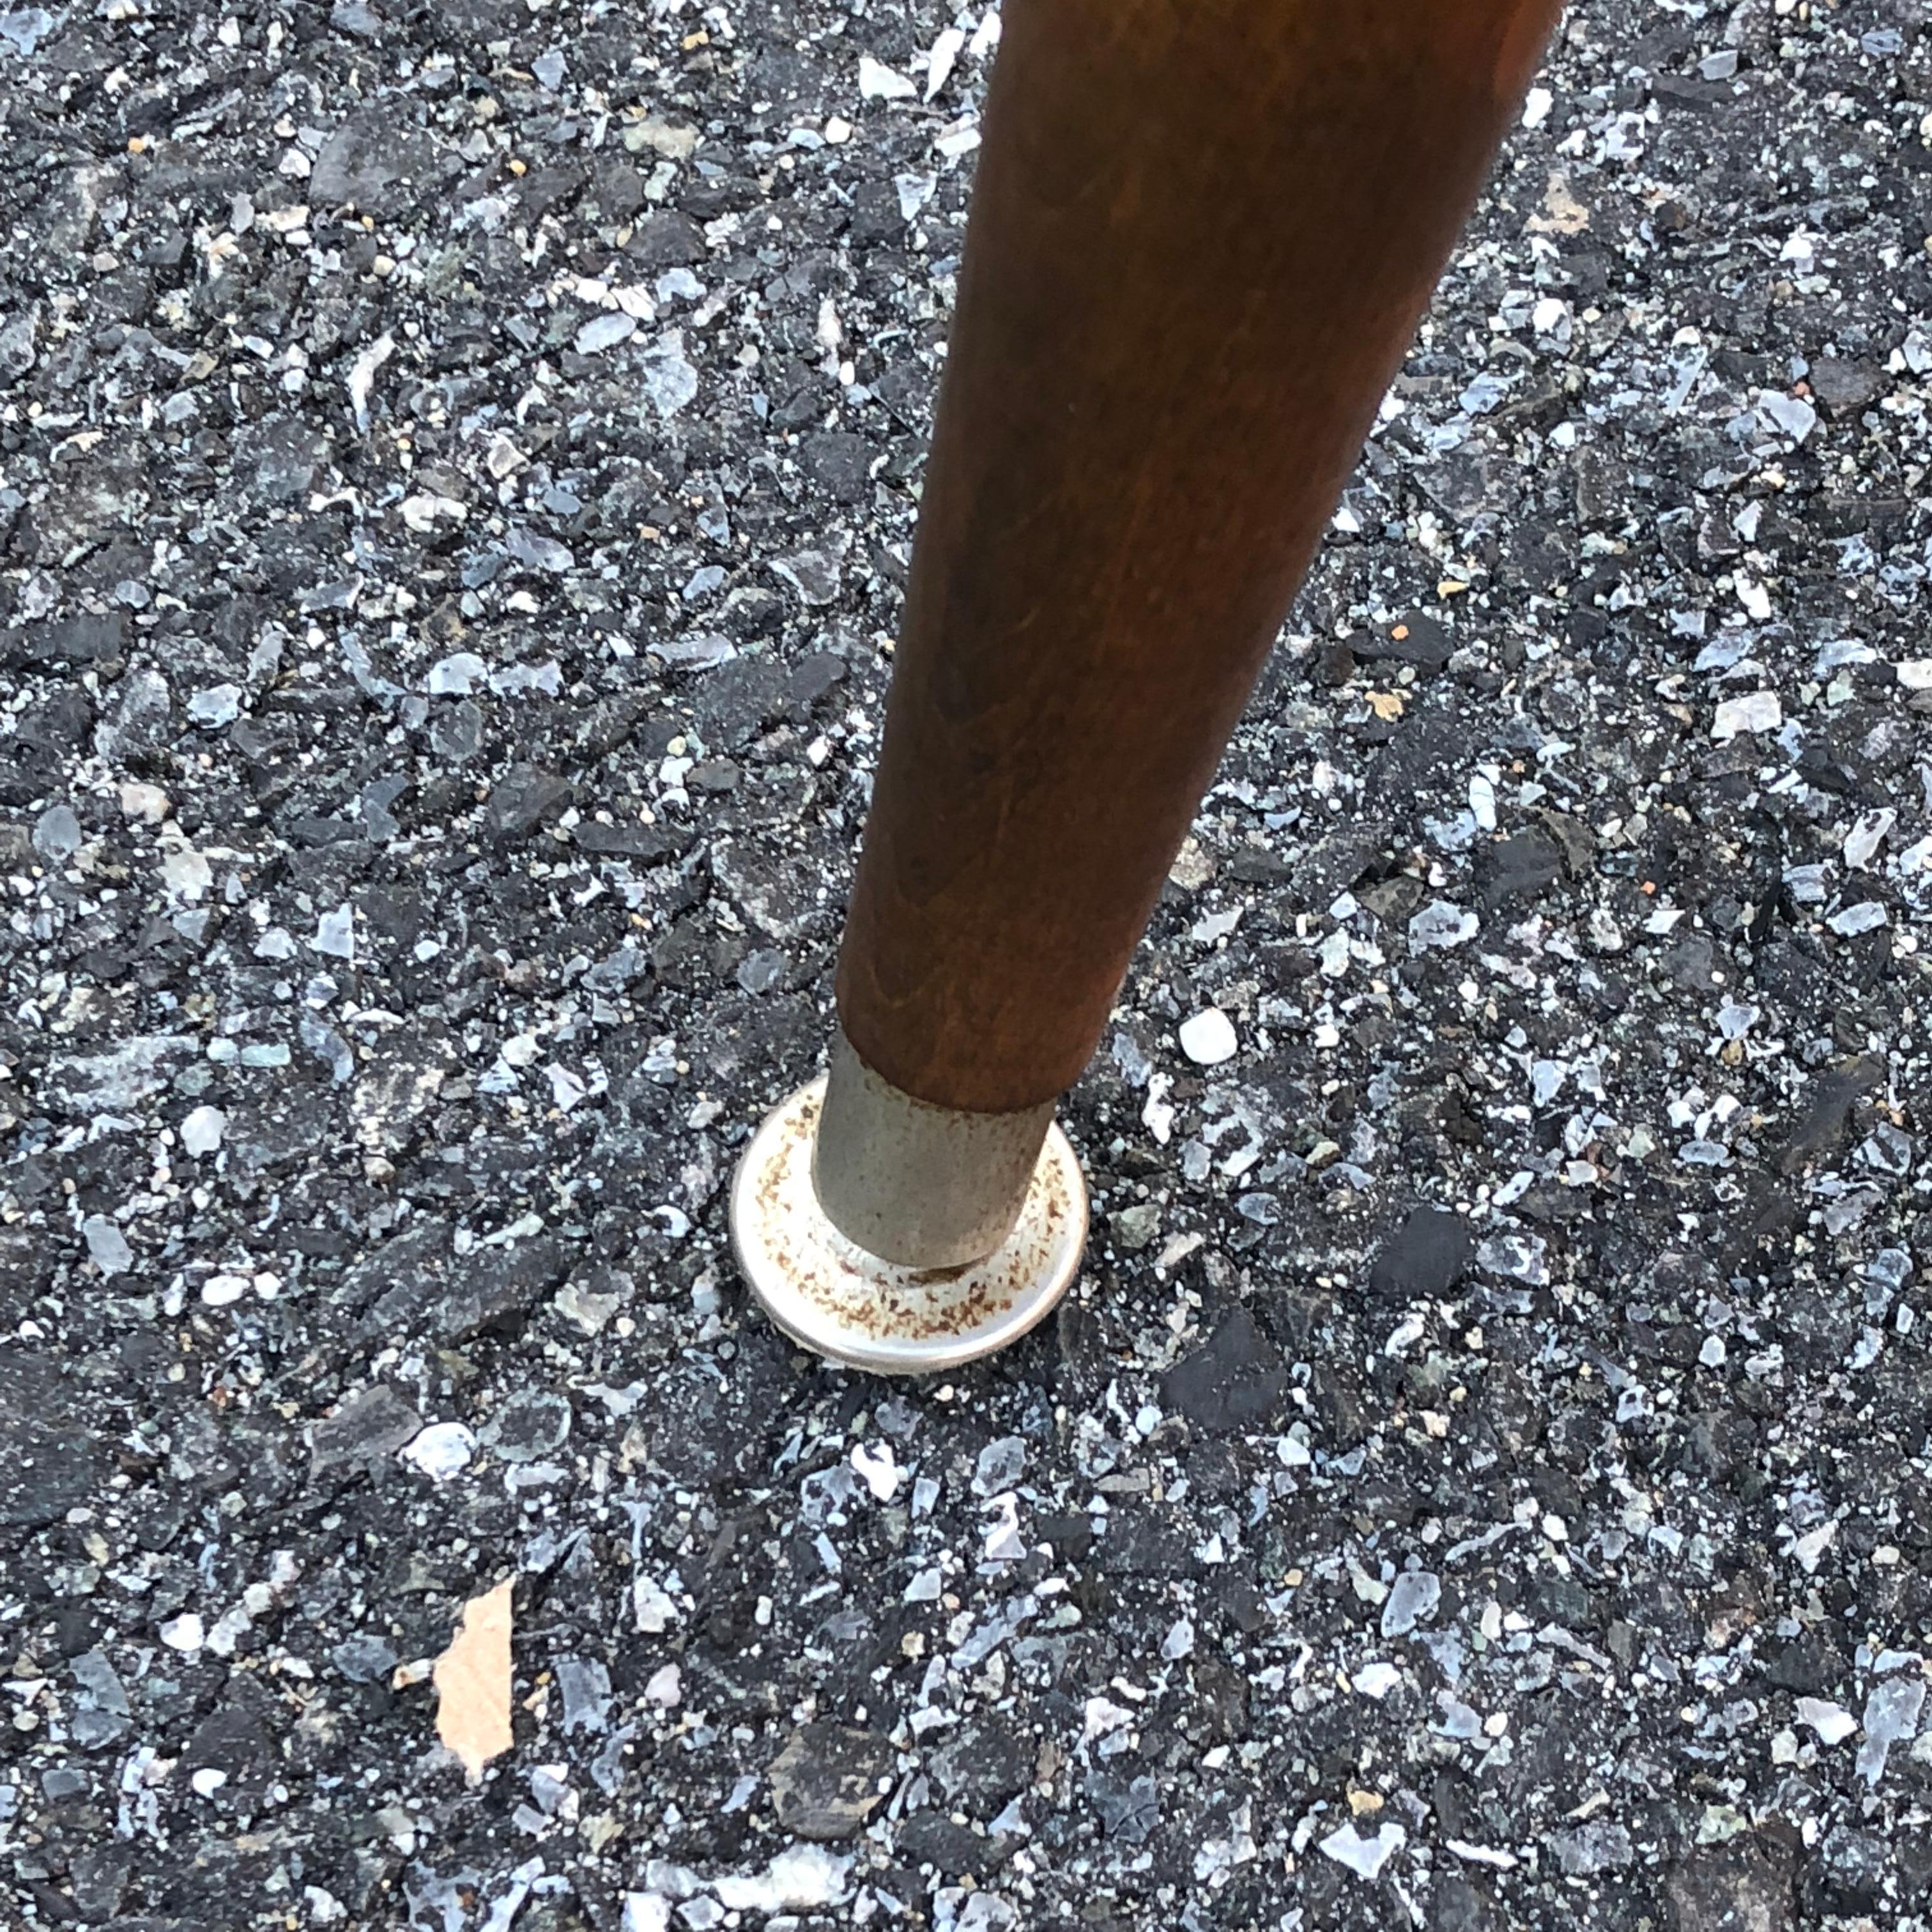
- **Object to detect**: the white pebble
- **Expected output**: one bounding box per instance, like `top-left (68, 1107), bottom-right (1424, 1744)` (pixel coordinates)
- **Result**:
top-left (714, 1845), bottom-right (850, 1915)
top-left (1381, 1569), bottom-right (1441, 1637)
top-left (1177, 1008), bottom-right (1238, 1066)
top-left (314, 903), bottom-right (355, 961)
top-left (546, 1063), bottom-right (588, 1112)
top-left (161, 841), bottom-right (213, 904)
top-left (857, 54), bottom-right (916, 99)
top-left (160, 1613), bottom-right (205, 1653)
top-left (575, 310), bottom-right (638, 356)
top-left (1711, 691), bottom-right (1781, 740)
top-left (188, 684), bottom-right (243, 728)
top-left (1858, 1676), bottom-right (1926, 1786)
top-left (1468, 772), bottom-right (1498, 830)
top-left (982, 1494), bottom-right (1027, 1562)
top-left (1758, 393), bottom-right (1817, 443)
top-left (1843, 808), bottom-right (1896, 870)
top-left (1409, 901), bottom-right (1479, 951)
top-left (1320, 1821), bottom-right (1407, 1880)
top-left (849, 1442), bottom-right (900, 1502)
top-left (1353, 1660), bottom-right (1402, 1699)
top-left (634, 1576), bottom-right (678, 1632)
top-left (400, 1422), bottom-right (477, 1481)
top-left (180, 1105), bottom-right (226, 1156)
top-left (427, 652), bottom-right (488, 696)
top-left (82, 1215), bottom-right (132, 1276)
top-left (1828, 901), bottom-right (1889, 937)
top-left (1795, 1697), bottom-right (1857, 1746)
top-left (119, 781), bottom-right (171, 823)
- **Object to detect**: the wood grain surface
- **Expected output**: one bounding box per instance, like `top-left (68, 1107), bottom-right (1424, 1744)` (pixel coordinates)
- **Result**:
top-left (836, 0), bottom-right (1565, 1112)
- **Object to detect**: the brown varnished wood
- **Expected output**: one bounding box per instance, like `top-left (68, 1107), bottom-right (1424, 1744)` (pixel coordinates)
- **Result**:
top-left (837, 0), bottom-right (1564, 1113)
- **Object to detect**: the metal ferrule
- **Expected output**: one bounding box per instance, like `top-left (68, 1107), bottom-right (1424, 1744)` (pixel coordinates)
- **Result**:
top-left (811, 1029), bottom-right (1054, 1268)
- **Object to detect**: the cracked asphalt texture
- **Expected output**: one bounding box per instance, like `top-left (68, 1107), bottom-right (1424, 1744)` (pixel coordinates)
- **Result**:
top-left (5, 0), bottom-right (1932, 1927)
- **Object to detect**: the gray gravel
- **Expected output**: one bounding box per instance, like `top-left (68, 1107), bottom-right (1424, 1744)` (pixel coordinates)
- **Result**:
top-left (5, 0), bottom-right (1932, 1928)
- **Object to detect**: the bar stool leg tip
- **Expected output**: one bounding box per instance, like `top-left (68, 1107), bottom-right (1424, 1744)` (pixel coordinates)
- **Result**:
top-left (729, 1074), bottom-right (1089, 1376)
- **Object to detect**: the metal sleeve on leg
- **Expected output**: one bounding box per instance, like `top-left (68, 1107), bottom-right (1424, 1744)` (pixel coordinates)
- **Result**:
top-left (812, 1029), bottom-right (1054, 1269)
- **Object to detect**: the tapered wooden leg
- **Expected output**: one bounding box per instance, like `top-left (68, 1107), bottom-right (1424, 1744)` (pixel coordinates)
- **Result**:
top-left (733, 0), bottom-right (1564, 1371)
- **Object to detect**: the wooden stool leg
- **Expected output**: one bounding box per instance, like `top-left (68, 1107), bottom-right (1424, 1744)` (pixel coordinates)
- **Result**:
top-left (734, 0), bottom-right (1563, 1371)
